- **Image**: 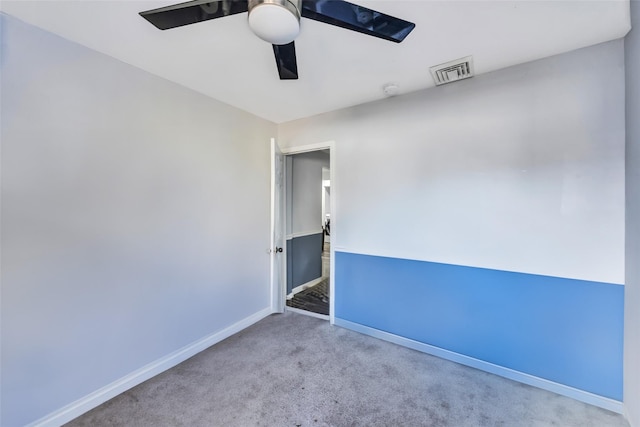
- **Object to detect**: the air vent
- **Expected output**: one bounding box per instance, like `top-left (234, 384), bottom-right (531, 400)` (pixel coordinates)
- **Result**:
top-left (430, 56), bottom-right (474, 86)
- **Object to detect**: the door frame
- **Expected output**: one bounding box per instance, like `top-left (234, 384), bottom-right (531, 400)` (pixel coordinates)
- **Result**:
top-left (279, 140), bottom-right (336, 324)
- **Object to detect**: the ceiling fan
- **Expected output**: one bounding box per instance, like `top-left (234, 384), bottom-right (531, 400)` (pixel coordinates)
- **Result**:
top-left (140, 0), bottom-right (415, 80)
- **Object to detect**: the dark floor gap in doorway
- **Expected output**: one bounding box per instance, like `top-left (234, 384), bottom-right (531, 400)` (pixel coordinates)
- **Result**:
top-left (286, 278), bottom-right (329, 316)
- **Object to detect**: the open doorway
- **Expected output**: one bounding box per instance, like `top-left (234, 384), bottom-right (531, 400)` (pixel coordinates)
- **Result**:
top-left (284, 149), bottom-right (331, 318)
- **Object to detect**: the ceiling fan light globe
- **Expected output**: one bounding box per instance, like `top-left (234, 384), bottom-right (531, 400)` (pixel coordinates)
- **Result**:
top-left (248, 1), bottom-right (300, 45)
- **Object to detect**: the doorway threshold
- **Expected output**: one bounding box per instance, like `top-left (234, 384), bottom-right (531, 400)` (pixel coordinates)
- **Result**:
top-left (285, 306), bottom-right (330, 321)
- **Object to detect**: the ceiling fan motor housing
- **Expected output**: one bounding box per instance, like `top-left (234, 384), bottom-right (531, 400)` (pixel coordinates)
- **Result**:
top-left (248, 0), bottom-right (302, 45)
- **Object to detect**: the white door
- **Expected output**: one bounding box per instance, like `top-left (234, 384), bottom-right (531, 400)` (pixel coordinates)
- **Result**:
top-left (270, 138), bottom-right (286, 313)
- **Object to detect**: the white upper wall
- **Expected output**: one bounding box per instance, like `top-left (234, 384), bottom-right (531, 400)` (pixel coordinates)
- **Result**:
top-left (0, 14), bottom-right (275, 427)
top-left (278, 40), bottom-right (625, 284)
top-left (288, 151), bottom-right (330, 236)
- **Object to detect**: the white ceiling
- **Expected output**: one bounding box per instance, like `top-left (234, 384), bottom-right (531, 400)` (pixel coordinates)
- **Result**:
top-left (1, 1), bottom-right (631, 123)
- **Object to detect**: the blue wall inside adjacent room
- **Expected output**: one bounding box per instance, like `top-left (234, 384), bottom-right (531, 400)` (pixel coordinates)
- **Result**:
top-left (286, 233), bottom-right (324, 293)
top-left (335, 251), bottom-right (624, 400)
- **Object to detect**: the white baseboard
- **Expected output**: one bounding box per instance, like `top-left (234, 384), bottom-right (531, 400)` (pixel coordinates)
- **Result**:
top-left (286, 277), bottom-right (324, 300)
top-left (334, 318), bottom-right (624, 415)
top-left (286, 306), bottom-right (330, 321)
top-left (27, 307), bottom-right (273, 427)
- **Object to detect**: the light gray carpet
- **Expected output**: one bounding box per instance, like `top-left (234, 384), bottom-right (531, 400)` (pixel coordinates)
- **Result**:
top-left (66, 311), bottom-right (629, 427)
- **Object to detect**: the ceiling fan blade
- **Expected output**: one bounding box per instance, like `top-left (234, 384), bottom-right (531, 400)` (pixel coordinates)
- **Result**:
top-left (140, 0), bottom-right (248, 30)
top-left (300, 0), bottom-right (415, 43)
top-left (273, 42), bottom-right (299, 80)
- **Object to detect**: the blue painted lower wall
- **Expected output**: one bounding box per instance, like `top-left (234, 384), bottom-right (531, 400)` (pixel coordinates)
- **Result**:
top-left (335, 251), bottom-right (624, 400)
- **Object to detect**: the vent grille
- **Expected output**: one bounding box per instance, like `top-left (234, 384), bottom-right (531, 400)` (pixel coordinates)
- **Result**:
top-left (430, 56), bottom-right (474, 86)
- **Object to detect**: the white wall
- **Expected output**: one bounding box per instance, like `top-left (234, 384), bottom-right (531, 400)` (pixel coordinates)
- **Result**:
top-left (625, 2), bottom-right (640, 425)
top-left (278, 40), bottom-right (625, 285)
top-left (0, 14), bottom-right (275, 426)
top-left (288, 151), bottom-right (330, 236)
